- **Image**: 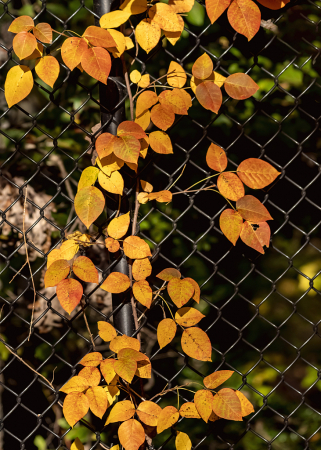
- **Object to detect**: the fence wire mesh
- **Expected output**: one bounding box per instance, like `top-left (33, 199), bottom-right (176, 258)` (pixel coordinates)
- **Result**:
top-left (1, 0), bottom-right (321, 449)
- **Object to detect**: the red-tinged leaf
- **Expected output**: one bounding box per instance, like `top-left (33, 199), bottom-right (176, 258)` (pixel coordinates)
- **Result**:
top-left (72, 256), bottom-right (98, 283)
top-left (113, 135), bottom-right (141, 164)
top-left (33, 23), bottom-right (52, 43)
top-left (44, 260), bottom-right (70, 288)
top-left (217, 172), bottom-right (245, 201)
top-left (235, 391), bottom-right (254, 416)
top-left (8, 16), bottom-right (34, 33)
top-left (86, 386), bottom-right (108, 418)
top-left (95, 132), bottom-right (115, 159)
top-left (181, 327), bottom-right (212, 361)
top-left (149, 130), bottom-right (173, 154)
top-left (151, 104), bottom-right (175, 131)
top-left (179, 402), bottom-right (201, 418)
top-left (157, 267), bottom-right (181, 281)
top-left (203, 370), bottom-right (234, 389)
top-left (105, 237), bottom-right (120, 252)
top-left (157, 406), bottom-right (179, 433)
top-left (237, 158), bottom-right (281, 189)
top-left (137, 401), bottom-right (162, 426)
top-left (224, 73), bottom-right (259, 100)
top-left (194, 389), bottom-right (214, 423)
top-left (61, 37), bottom-right (88, 71)
top-left (13, 31), bottom-right (37, 59)
top-left (184, 278), bottom-right (201, 303)
top-left (227, 0), bottom-right (261, 41)
top-left (117, 121), bottom-right (147, 139)
top-left (206, 0), bottom-right (231, 23)
top-left (81, 47), bottom-right (111, 84)
top-left (219, 209), bottom-right (243, 245)
top-left (63, 392), bottom-right (89, 427)
top-left (133, 280), bottom-right (153, 308)
top-left (192, 53), bottom-right (213, 80)
top-left (110, 335), bottom-right (141, 353)
top-left (123, 236), bottom-right (152, 259)
top-left (175, 307), bottom-right (205, 327)
top-left (5, 65), bottom-right (34, 108)
top-left (79, 352), bottom-right (103, 367)
top-left (206, 143), bottom-right (227, 172)
top-left (240, 221), bottom-right (269, 254)
top-left (136, 91), bottom-right (158, 117)
top-left (75, 186), bottom-right (105, 228)
top-left (132, 257), bottom-right (152, 281)
top-left (147, 190), bottom-right (172, 203)
top-left (101, 272), bottom-right (131, 294)
top-left (106, 400), bottom-right (136, 424)
top-left (176, 431), bottom-right (192, 450)
top-left (56, 278), bottom-right (83, 314)
top-left (257, 0), bottom-right (289, 9)
top-left (35, 55), bottom-right (59, 88)
top-left (118, 419), bottom-right (145, 450)
top-left (114, 358), bottom-right (137, 383)
top-left (59, 376), bottom-right (89, 394)
top-left (100, 359), bottom-right (117, 384)
top-left (212, 388), bottom-right (242, 421)
top-left (157, 318), bottom-right (177, 349)
top-left (78, 367), bottom-right (101, 386)
top-left (167, 278), bottom-right (194, 307)
top-left (236, 195), bottom-right (273, 222)
top-left (255, 221), bottom-right (270, 247)
top-left (98, 321), bottom-right (117, 342)
top-left (83, 26), bottom-right (116, 48)
top-left (196, 81), bottom-right (222, 113)
top-left (158, 89), bottom-right (189, 115)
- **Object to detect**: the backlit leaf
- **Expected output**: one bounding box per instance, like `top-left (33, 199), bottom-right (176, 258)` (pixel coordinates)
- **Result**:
top-left (184, 278), bottom-right (201, 303)
top-left (98, 170), bottom-right (124, 195)
top-left (114, 358), bottom-right (137, 383)
top-left (61, 37), bottom-right (88, 71)
top-left (96, 132), bottom-right (115, 159)
top-left (141, 180), bottom-right (153, 193)
top-left (136, 19), bottom-right (161, 54)
top-left (24, 41), bottom-right (43, 60)
top-left (175, 431), bottom-right (192, 450)
top-left (163, 14), bottom-right (184, 45)
top-left (105, 237), bottom-right (120, 252)
top-left (138, 73), bottom-right (150, 88)
top-left (79, 352), bottom-right (103, 367)
top-left (135, 355), bottom-right (152, 379)
top-left (181, 327), bottom-right (212, 361)
top-left (123, 236), bottom-right (152, 259)
top-left (196, 81), bottom-right (222, 113)
top-left (107, 212), bottom-right (130, 240)
top-left (190, 71), bottom-right (226, 93)
top-left (100, 10), bottom-right (131, 28)
top-left (175, 307), bottom-right (205, 327)
top-left (118, 419), bottom-right (145, 450)
top-left (219, 209), bottom-right (243, 245)
top-left (224, 73), bottom-right (259, 99)
top-left (63, 392), bottom-right (89, 427)
top-left (151, 104), bottom-right (175, 131)
top-left (206, 143), bottom-right (227, 172)
top-left (60, 376), bottom-right (89, 394)
top-left (100, 359), bottom-right (117, 384)
top-left (194, 389), bottom-right (214, 422)
top-left (203, 370), bottom-right (234, 389)
top-left (132, 257), bottom-right (152, 281)
top-left (83, 26), bottom-right (116, 48)
top-left (149, 3), bottom-right (182, 32)
top-left (86, 386), bottom-right (108, 418)
top-left (44, 259), bottom-right (70, 288)
top-left (8, 16), bottom-right (34, 33)
top-left (130, 69), bottom-right (141, 84)
top-left (71, 438), bottom-right (84, 450)
top-left (78, 167), bottom-right (99, 191)
top-left (56, 278), bottom-right (83, 314)
top-left (227, 0), bottom-right (261, 41)
top-left (13, 31), bottom-right (37, 59)
top-left (101, 272), bottom-right (131, 294)
top-left (35, 55), bottom-right (59, 88)
top-left (257, 0), bottom-right (290, 8)
top-left (169, 0), bottom-right (194, 13)
top-left (110, 335), bottom-right (140, 353)
top-left (237, 158), bottom-right (280, 189)
top-left (192, 53), bottom-right (213, 80)
top-left (167, 61), bottom-right (187, 88)
top-left (235, 391), bottom-right (254, 416)
top-left (113, 135), bottom-right (141, 164)
top-left (133, 280), bottom-right (153, 308)
top-left (78, 367), bottom-right (101, 386)
top-left (137, 401), bottom-right (162, 426)
top-left (97, 153), bottom-right (124, 176)
top-left (157, 406), bottom-right (179, 433)
top-left (120, 0), bottom-right (148, 14)
top-left (106, 29), bottom-right (126, 58)
top-left (106, 400), bottom-right (135, 424)
top-left (212, 388), bottom-right (242, 421)
top-left (33, 23), bottom-right (52, 43)
top-left (5, 65), bottom-right (33, 108)
top-left (179, 402), bottom-right (201, 418)
top-left (157, 318), bottom-right (177, 349)
top-left (73, 256), bottom-right (98, 283)
top-left (206, 0), bottom-right (231, 23)
top-left (240, 221), bottom-right (270, 254)
top-left (118, 121), bottom-right (147, 139)
top-left (149, 131), bottom-right (173, 154)
top-left (158, 89), bottom-right (189, 115)
top-left (217, 172), bottom-right (245, 201)
top-left (136, 90), bottom-right (158, 117)
top-left (236, 195), bottom-right (273, 222)
top-left (148, 190), bottom-right (172, 203)
top-left (81, 47), bottom-right (111, 84)
top-left (75, 186), bottom-right (105, 228)
top-left (167, 278), bottom-right (194, 307)
top-left (157, 268), bottom-right (181, 281)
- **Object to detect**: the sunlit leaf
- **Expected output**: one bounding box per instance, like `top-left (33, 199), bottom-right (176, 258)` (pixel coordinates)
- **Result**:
top-left (240, 221), bottom-right (270, 254)
top-left (106, 400), bottom-right (136, 424)
top-left (98, 170), bottom-right (124, 195)
top-left (118, 419), bottom-right (145, 450)
top-left (13, 31), bottom-right (37, 59)
top-left (136, 90), bottom-right (158, 117)
top-left (33, 23), bottom-right (52, 43)
top-left (135, 355), bottom-right (152, 378)
top-left (206, 143), bottom-right (227, 172)
top-left (194, 389), bottom-right (214, 422)
top-left (157, 318), bottom-right (177, 349)
top-left (5, 65), bottom-right (33, 108)
top-left (149, 3), bottom-right (182, 32)
top-left (79, 352), bottom-right (103, 367)
top-left (44, 259), bottom-right (70, 288)
top-left (179, 402), bottom-right (201, 418)
top-left (47, 240), bottom-right (79, 268)
top-left (175, 431), bottom-right (192, 450)
top-left (130, 69), bottom-right (141, 84)
top-left (149, 131), bottom-right (173, 154)
top-left (101, 272), bottom-right (131, 294)
top-left (137, 401), bottom-right (162, 426)
top-left (157, 268), bottom-right (181, 281)
top-left (23, 41), bottom-right (43, 60)
top-left (192, 53), bottom-right (213, 80)
top-left (158, 89), bottom-right (189, 115)
top-left (203, 370), bottom-right (234, 389)
top-left (83, 25), bottom-right (116, 48)
top-left (212, 388), bottom-right (242, 421)
top-left (81, 47), bottom-right (111, 84)
top-left (78, 167), bottom-right (99, 191)
top-left (100, 10), bottom-right (131, 29)
top-left (71, 437), bottom-right (84, 450)
top-left (106, 29), bottom-right (126, 58)
top-left (100, 359), bottom-right (117, 384)
top-left (169, 0), bottom-right (194, 12)
top-left (219, 209), bottom-right (243, 245)
top-left (133, 280), bottom-right (153, 308)
top-left (61, 37), bottom-right (88, 71)
top-left (56, 278), bottom-right (83, 314)
top-left (123, 236), bottom-right (152, 259)
top-left (157, 406), bottom-right (179, 433)
top-left (105, 237), bottom-right (120, 252)
top-left (59, 376), bottom-right (89, 394)
top-left (175, 307), bottom-right (205, 327)
top-left (132, 257), bottom-right (152, 281)
top-left (190, 71), bottom-right (226, 93)
top-left (138, 73), bottom-right (150, 88)
top-left (135, 110), bottom-right (151, 131)
top-left (107, 212), bottom-right (130, 240)
top-left (114, 357), bottom-right (137, 383)
top-left (74, 186), bottom-right (105, 228)
top-left (227, 0), bottom-right (261, 41)
top-left (163, 14), bottom-right (184, 45)
top-left (8, 16), bottom-right (34, 33)
top-left (97, 152), bottom-right (125, 176)
top-left (151, 104), bottom-right (175, 131)
top-left (236, 195), bottom-right (273, 222)
top-left (63, 392), bottom-right (89, 428)
top-left (237, 158), bottom-right (280, 189)
top-left (86, 386), bottom-right (108, 418)
top-left (120, 0), bottom-right (148, 14)
top-left (224, 73), bottom-right (259, 99)
top-left (195, 80), bottom-right (222, 113)
top-left (118, 121), bottom-right (147, 139)
top-left (78, 367), bottom-right (101, 386)
top-left (205, 0), bottom-right (231, 23)
top-left (113, 135), bottom-right (141, 164)
top-left (140, 180), bottom-right (153, 193)
top-left (184, 278), bottom-right (201, 303)
top-left (181, 327), bottom-right (212, 361)
top-left (167, 278), bottom-right (194, 307)
top-left (110, 335), bottom-right (141, 353)
top-left (96, 132), bottom-right (116, 159)
top-left (148, 190), bottom-right (172, 203)
top-left (217, 172), bottom-right (245, 201)
top-left (167, 61), bottom-right (187, 88)
top-left (136, 18), bottom-right (161, 54)
top-left (235, 391), bottom-right (254, 416)
top-left (73, 256), bottom-right (98, 283)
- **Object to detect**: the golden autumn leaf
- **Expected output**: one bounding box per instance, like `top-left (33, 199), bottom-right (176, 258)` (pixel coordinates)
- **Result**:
top-left (44, 259), bottom-right (70, 288)
top-left (175, 307), bottom-right (205, 327)
top-left (71, 437), bottom-right (84, 450)
top-left (97, 153), bottom-right (124, 176)
top-left (175, 431), bottom-right (192, 450)
top-left (100, 10), bottom-right (131, 28)
top-left (184, 277), bottom-right (201, 303)
top-left (257, 0), bottom-right (290, 8)
top-left (98, 170), bottom-right (124, 195)
top-left (113, 135), bottom-right (141, 164)
top-left (205, 0), bottom-right (231, 23)
top-left (100, 359), bottom-right (117, 384)
top-left (138, 73), bottom-right (150, 88)
top-left (212, 388), bottom-right (242, 421)
top-left (137, 401), bottom-right (162, 426)
top-left (5, 65), bottom-right (34, 108)
top-left (140, 180), bottom-right (153, 193)
top-left (75, 186), bottom-right (105, 228)
top-left (79, 352), bottom-right (103, 367)
top-left (132, 257), bottom-right (152, 281)
top-left (149, 131), bottom-right (173, 154)
top-left (78, 367), bottom-right (101, 386)
top-left (136, 18), bottom-right (161, 54)
top-left (194, 389), bottom-right (214, 423)
top-left (123, 236), bottom-right (152, 259)
top-left (204, 370), bottom-right (234, 389)
top-left (227, 0), bottom-right (261, 41)
top-left (82, 26), bottom-right (116, 48)
top-left (157, 318), bottom-right (177, 349)
top-left (224, 73), bottom-right (259, 99)
top-left (47, 240), bottom-right (79, 268)
top-left (98, 321), bottom-right (117, 342)
top-left (101, 272), bottom-right (131, 294)
top-left (179, 402), bottom-right (201, 418)
top-left (86, 386), bottom-right (108, 418)
top-left (130, 69), bottom-right (142, 84)
top-left (167, 278), bottom-right (194, 307)
top-left (96, 132), bottom-right (115, 159)
top-left (181, 327), bottom-right (212, 361)
top-left (105, 237), bottom-right (120, 252)
top-left (135, 355), bottom-right (151, 379)
top-left (167, 61), bottom-right (187, 88)
top-left (118, 121), bottom-right (147, 139)
top-left (107, 212), bottom-right (130, 240)
top-left (237, 158), bottom-right (280, 189)
top-left (81, 47), bottom-right (111, 84)
top-left (110, 335), bottom-right (141, 353)
top-left (8, 16), bottom-right (34, 33)
top-left (149, 3), bottom-right (182, 32)
top-left (13, 31), bottom-right (37, 59)
top-left (157, 267), bottom-right (181, 281)
top-left (138, 192), bottom-right (149, 204)
top-left (59, 376), bottom-right (89, 394)
top-left (206, 143), bottom-right (227, 172)
top-left (106, 400), bottom-right (136, 424)
top-left (235, 391), bottom-right (254, 416)
top-left (163, 14), bottom-right (184, 46)
top-left (136, 90), bottom-right (158, 117)
top-left (217, 172), bottom-right (245, 201)
top-left (148, 190), bottom-right (172, 203)
top-left (63, 392), bottom-right (89, 427)
top-left (120, 0), bottom-right (148, 14)
top-left (33, 23), bottom-right (52, 43)
top-left (133, 280), bottom-right (153, 308)
top-left (73, 256), bottom-right (98, 283)
top-left (195, 81), bottom-right (222, 113)
top-left (61, 37), bottom-right (88, 71)
top-left (151, 104), bottom-right (175, 131)
top-left (136, 111), bottom-right (151, 132)
top-left (158, 89), bottom-right (189, 115)
top-left (118, 419), bottom-right (145, 450)
top-left (104, 380), bottom-right (120, 404)
top-left (78, 167), bottom-right (99, 191)
top-left (240, 221), bottom-right (270, 254)
top-left (56, 278), bottom-right (83, 314)
top-left (190, 71), bottom-right (226, 93)
top-left (23, 41), bottom-right (43, 60)
top-left (169, 0), bottom-right (194, 13)
top-left (236, 195), bottom-right (273, 222)
top-left (106, 29), bottom-right (126, 58)
top-left (219, 209), bottom-right (243, 245)
top-left (192, 53), bottom-right (213, 80)
top-left (157, 405), bottom-right (179, 433)
top-left (118, 348), bottom-right (147, 362)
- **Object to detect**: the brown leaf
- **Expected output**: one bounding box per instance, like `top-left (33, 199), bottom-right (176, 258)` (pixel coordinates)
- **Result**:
top-left (98, 321), bottom-right (117, 342)
top-left (175, 307), bottom-right (205, 327)
top-left (192, 53), bottom-right (213, 80)
top-left (107, 212), bottom-right (130, 240)
top-left (219, 209), bottom-right (243, 246)
top-left (61, 37), bottom-right (88, 71)
top-left (13, 31), bottom-right (37, 59)
top-left (5, 65), bottom-right (34, 108)
top-left (123, 236), bottom-right (152, 259)
top-left (235, 391), bottom-right (254, 416)
top-left (83, 26), bottom-right (116, 48)
top-left (75, 186), bottom-right (105, 228)
top-left (157, 318), bottom-right (177, 349)
top-left (118, 419), bottom-right (145, 450)
top-left (105, 237), bottom-right (120, 253)
top-left (194, 389), bottom-right (214, 423)
top-left (100, 359), bottom-right (117, 384)
top-left (181, 328), bottom-right (212, 361)
top-left (257, 0), bottom-right (289, 8)
top-left (167, 278), bottom-right (194, 307)
top-left (206, 0), bottom-right (231, 23)
top-left (44, 259), bottom-right (70, 288)
top-left (206, 143), bottom-right (227, 172)
top-left (237, 158), bottom-right (280, 189)
top-left (101, 272), bottom-right (131, 294)
top-left (106, 400), bottom-right (136, 424)
top-left (236, 195), bottom-right (273, 222)
top-left (217, 172), bottom-right (245, 201)
top-left (81, 47), bottom-right (111, 84)
top-left (227, 0), bottom-right (261, 41)
top-left (63, 392), bottom-right (89, 427)
top-left (157, 268), bottom-right (181, 281)
top-left (133, 280), bottom-right (153, 308)
top-left (78, 367), bottom-right (101, 386)
top-left (212, 388), bottom-right (242, 421)
top-left (224, 73), bottom-right (259, 99)
top-left (203, 370), bottom-right (234, 389)
top-left (110, 335), bottom-right (141, 353)
top-left (60, 376), bottom-right (89, 394)
top-left (157, 405), bottom-right (179, 433)
top-left (196, 80), bottom-right (222, 113)
top-left (8, 16), bottom-right (34, 33)
top-left (132, 257), bottom-right (152, 281)
top-left (86, 386), bottom-right (108, 418)
top-left (240, 221), bottom-right (270, 254)
top-left (73, 256), bottom-right (99, 283)
top-left (79, 352), bottom-right (103, 367)
top-left (179, 402), bottom-right (201, 418)
top-left (137, 401), bottom-right (162, 426)
top-left (184, 278), bottom-right (201, 303)
top-left (56, 278), bottom-right (83, 314)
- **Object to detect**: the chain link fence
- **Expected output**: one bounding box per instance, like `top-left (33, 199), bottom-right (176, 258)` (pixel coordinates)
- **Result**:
top-left (1, 0), bottom-right (321, 449)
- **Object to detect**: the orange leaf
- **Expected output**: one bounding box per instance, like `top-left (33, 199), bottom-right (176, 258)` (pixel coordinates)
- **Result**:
top-left (203, 370), bottom-right (234, 389)
top-left (118, 419), bottom-right (145, 450)
top-left (157, 268), bottom-right (181, 281)
top-left (110, 335), bottom-right (141, 353)
top-left (235, 391), bottom-right (254, 416)
top-left (184, 277), bottom-right (201, 303)
top-left (61, 37), bottom-right (88, 71)
top-left (181, 328), bottom-right (212, 361)
top-left (151, 104), bottom-right (175, 131)
top-left (83, 26), bottom-right (116, 48)
top-left (167, 278), bottom-right (194, 307)
top-left (206, 0), bottom-right (231, 23)
top-left (59, 376), bottom-right (89, 394)
top-left (132, 257), bottom-right (152, 281)
top-left (107, 212), bottom-right (130, 240)
top-left (113, 135), bottom-right (141, 164)
top-left (78, 367), bottom-right (101, 386)
top-left (157, 318), bottom-right (177, 349)
top-left (149, 3), bottom-right (182, 32)
top-left (137, 401), bottom-right (162, 426)
top-left (175, 307), bottom-right (205, 327)
top-left (44, 259), bottom-right (70, 288)
top-left (169, 0), bottom-right (194, 13)
top-left (135, 354), bottom-right (152, 379)
top-left (240, 221), bottom-right (270, 254)
top-left (106, 400), bottom-right (136, 424)
top-left (157, 405), bottom-right (179, 433)
top-left (114, 358), bottom-right (137, 383)
top-left (100, 359), bottom-right (117, 384)
top-left (56, 278), bottom-right (83, 314)
top-left (118, 121), bottom-right (147, 139)
top-left (119, 348), bottom-right (147, 362)
top-left (147, 190), bottom-right (172, 203)
top-left (149, 131), bottom-right (173, 155)
top-left (194, 389), bottom-right (214, 423)
top-left (33, 23), bottom-right (52, 43)
top-left (35, 55), bottom-right (59, 88)
top-left (105, 237), bottom-right (120, 252)
top-left (81, 47), bottom-right (111, 84)
top-left (212, 388), bottom-right (242, 421)
top-left (196, 81), bottom-right (222, 113)
top-left (73, 256), bottom-right (98, 283)
top-left (167, 61), bottom-right (187, 88)
top-left (224, 73), bottom-right (259, 100)
top-left (23, 41), bottom-right (43, 60)
top-left (63, 392), bottom-right (89, 427)
top-left (191, 71), bottom-right (227, 93)
top-left (256, 0), bottom-right (290, 9)
top-left (136, 91), bottom-right (158, 117)
top-left (179, 402), bottom-right (201, 418)
top-left (86, 386), bottom-right (108, 418)
top-left (8, 16), bottom-right (34, 33)
top-left (237, 158), bottom-right (280, 189)
top-left (4, 65), bottom-right (33, 108)
top-left (219, 209), bottom-right (243, 246)
top-left (79, 352), bottom-right (103, 367)
top-left (158, 89), bottom-right (189, 115)
top-left (217, 172), bottom-right (245, 201)
top-left (136, 110), bottom-right (151, 132)
top-left (133, 280), bottom-right (153, 308)
top-left (98, 321), bottom-right (117, 342)
top-left (176, 431), bottom-right (192, 450)
top-left (227, 0), bottom-right (261, 41)
top-left (123, 236), bottom-right (152, 259)
top-left (236, 195), bottom-right (273, 222)
top-left (13, 31), bottom-right (37, 59)
top-left (75, 186), bottom-right (105, 228)
top-left (192, 53), bottom-right (213, 80)
top-left (101, 272), bottom-right (131, 294)
top-left (206, 143), bottom-right (227, 172)
top-left (95, 132), bottom-right (116, 159)
top-left (136, 18), bottom-right (161, 54)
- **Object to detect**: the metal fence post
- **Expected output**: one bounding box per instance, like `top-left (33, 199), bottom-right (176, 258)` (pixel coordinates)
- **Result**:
top-left (93, 0), bottom-right (135, 337)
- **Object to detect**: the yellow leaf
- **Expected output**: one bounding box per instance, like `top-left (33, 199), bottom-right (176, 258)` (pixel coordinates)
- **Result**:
top-left (157, 405), bottom-right (179, 433)
top-left (167, 61), bottom-right (187, 88)
top-left (136, 90), bottom-right (158, 117)
top-left (179, 402), bottom-right (201, 418)
top-left (136, 18), bottom-right (161, 54)
top-left (78, 367), bottom-right (101, 386)
top-left (137, 401), bottom-right (162, 426)
top-left (105, 400), bottom-right (135, 425)
top-left (71, 438), bottom-right (84, 450)
top-left (107, 212), bottom-right (130, 240)
top-left (120, 0), bottom-right (148, 14)
top-left (123, 236), bottom-right (152, 259)
top-left (212, 388), bottom-right (242, 421)
top-left (175, 307), bottom-right (205, 327)
top-left (157, 267), bottom-right (181, 281)
top-left (79, 352), bottom-right (103, 367)
top-left (74, 186), bottom-right (105, 228)
top-left (78, 166), bottom-right (99, 192)
top-left (148, 190), bottom-right (172, 203)
top-left (167, 278), bottom-right (194, 307)
top-left (194, 389), bottom-right (214, 422)
top-left (33, 23), bottom-right (52, 43)
top-left (106, 29), bottom-right (126, 58)
top-left (157, 318), bottom-right (177, 349)
top-left (132, 257), bottom-right (152, 281)
top-left (98, 170), bottom-right (124, 195)
top-left (149, 131), bottom-right (173, 154)
top-left (100, 359), bottom-right (117, 384)
top-left (86, 386), bottom-right (108, 418)
top-left (73, 255), bottom-right (98, 283)
top-left (135, 111), bottom-right (151, 131)
top-left (133, 280), bottom-right (153, 308)
top-left (100, 10), bottom-right (131, 29)
top-left (8, 16), bottom-right (34, 33)
top-left (13, 31), bottom-right (37, 59)
top-left (59, 376), bottom-right (89, 394)
top-left (125, 36), bottom-right (134, 50)
top-left (203, 370), bottom-right (234, 389)
top-left (130, 69), bottom-right (142, 84)
top-left (138, 192), bottom-right (149, 204)
top-left (44, 259), bottom-right (70, 288)
top-left (181, 327), bottom-right (212, 361)
top-left (118, 419), bottom-right (145, 450)
top-left (96, 153), bottom-right (124, 176)
top-left (138, 74), bottom-right (150, 88)
top-left (235, 391), bottom-right (254, 416)
top-left (110, 335), bottom-right (141, 353)
top-left (63, 392), bottom-right (89, 428)
top-left (24, 42), bottom-right (43, 60)
top-left (5, 65), bottom-right (33, 108)
top-left (184, 277), bottom-right (201, 303)
top-left (101, 272), bottom-right (131, 294)
top-left (149, 3), bottom-right (182, 32)
top-left (98, 321), bottom-right (117, 342)
top-left (175, 431), bottom-right (192, 450)
top-left (169, 0), bottom-right (194, 13)
top-left (163, 14), bottom-right (184, 46)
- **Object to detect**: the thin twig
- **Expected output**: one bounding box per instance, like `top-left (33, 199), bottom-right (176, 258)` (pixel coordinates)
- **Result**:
top-left (9, 261), bottom-right (28, 283)
top-left (80, 299), bottom-right (96, 350)
top-left (121, 55), bottom-right (134, 121)
top-left (128, 18), bottom-right (139, 62)
top-left (132, 70), bottom-right (175, 102)
top-left (149, 382), bottom-right (191, 402)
